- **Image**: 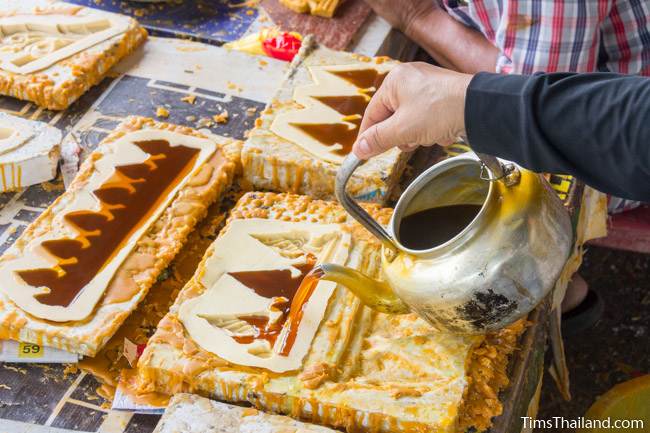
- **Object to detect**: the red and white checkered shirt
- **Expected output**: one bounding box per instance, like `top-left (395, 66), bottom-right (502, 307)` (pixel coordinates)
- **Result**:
top-left (441, 0), bottom-right (650, 75)
top-left (441, 0), bottom-right (648, 211)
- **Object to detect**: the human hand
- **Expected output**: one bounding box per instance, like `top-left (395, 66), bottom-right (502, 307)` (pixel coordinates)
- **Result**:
top-left (364, 0), bottom-right (438, 34)
top-left (353, 62), bottom-right (472, 160)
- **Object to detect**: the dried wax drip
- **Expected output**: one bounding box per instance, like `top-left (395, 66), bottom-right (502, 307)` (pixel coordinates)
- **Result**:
top-left (17, 140), bottom-right (200, 307)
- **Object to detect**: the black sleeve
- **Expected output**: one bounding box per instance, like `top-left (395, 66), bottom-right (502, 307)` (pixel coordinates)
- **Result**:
top-left (465, 72), bottom-right (650, 201)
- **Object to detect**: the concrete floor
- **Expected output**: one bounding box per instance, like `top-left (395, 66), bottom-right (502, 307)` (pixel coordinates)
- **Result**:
top-left (537, 246), bottom-right (650, 432)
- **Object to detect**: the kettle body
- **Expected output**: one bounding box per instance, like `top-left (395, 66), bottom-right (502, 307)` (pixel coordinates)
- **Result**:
top-left (321, 152), bottom-right (573, 334)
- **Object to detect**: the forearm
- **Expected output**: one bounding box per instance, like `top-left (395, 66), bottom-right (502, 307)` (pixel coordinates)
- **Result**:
top-left (465, 72), bottom-right (650, 200)
top-left (405, 9), bottom-right (499, 73)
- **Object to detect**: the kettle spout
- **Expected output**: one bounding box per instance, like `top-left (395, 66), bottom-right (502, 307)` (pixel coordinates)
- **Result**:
top-left (318, 263), bottom-right (410, 314)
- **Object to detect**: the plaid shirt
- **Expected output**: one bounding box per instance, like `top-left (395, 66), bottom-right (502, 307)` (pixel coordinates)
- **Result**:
top-left (442, 0), bottom-right (648, 211)
top-left (442, 0), bottom-right (650, 75)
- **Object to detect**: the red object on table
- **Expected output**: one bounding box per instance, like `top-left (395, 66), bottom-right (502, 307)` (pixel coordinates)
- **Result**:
top-left (589, 205), bottom-right (650, 254)
top-left (261, 0), bottom-right (372, 50)
top-left (262, 32), bottom-right (302, 61)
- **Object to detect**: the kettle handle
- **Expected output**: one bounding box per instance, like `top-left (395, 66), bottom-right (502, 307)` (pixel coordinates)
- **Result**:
top-left (336, 154), bottom-right (399, 256)
top-left (475, 152), bottom-right (521, 187)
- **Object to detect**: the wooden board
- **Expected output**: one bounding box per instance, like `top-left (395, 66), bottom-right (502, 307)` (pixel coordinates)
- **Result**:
top-left (261, 0), bottom-right (372, 50)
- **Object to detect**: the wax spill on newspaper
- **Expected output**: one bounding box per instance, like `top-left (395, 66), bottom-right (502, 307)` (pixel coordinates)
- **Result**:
top-left (112, 386), bottom-right (166, 414)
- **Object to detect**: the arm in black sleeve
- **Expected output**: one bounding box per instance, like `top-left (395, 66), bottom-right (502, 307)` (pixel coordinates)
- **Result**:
top-left (465, 72), bottom-right (650, 201)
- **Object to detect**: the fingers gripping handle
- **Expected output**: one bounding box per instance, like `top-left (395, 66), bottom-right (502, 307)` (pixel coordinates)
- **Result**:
top-left (335, 154), bottom-right (399, 255)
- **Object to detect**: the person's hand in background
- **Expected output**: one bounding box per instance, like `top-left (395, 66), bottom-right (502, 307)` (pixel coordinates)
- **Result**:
top-left (353, 62), bottom-right (472, 160)
top-left (364, 0), bottom-right (498, 73)
top-left (363, 0), bottom-right (438, 34)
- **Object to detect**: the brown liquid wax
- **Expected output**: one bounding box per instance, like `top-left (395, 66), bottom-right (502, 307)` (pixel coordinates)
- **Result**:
top-left (227, 254), bottom-right (320, 355)
top-left (330, 69), bottom-right (389, 89)
top-left (315, 95), bottom-right (372, 116)
top-left (291, 69), bottom-right (388, 156)
top-left (17, 140), bottom-right (200, 307)
top-left (398, 204), bottom-right (482, 250)
top-left (276, 266), bottom-right (323, 356)
top-left (291, 119), bottom-right (361, 156)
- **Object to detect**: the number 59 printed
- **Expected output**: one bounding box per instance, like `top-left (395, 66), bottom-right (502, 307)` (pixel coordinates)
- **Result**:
top-left (18, 342), bottom-right (42, 358)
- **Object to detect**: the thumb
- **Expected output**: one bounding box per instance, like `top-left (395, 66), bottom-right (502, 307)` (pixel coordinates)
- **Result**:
top-left (353, 113), bottom-right (407, 159)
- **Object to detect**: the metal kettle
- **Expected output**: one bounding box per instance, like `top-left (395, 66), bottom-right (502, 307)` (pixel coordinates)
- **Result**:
top-left (318, 151), bottom-right (573, 334)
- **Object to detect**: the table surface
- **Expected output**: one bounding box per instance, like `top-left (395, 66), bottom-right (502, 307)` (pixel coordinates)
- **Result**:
top-left (63, 0), bottom-right (395, 57)
top-left (0, 4), bottom-right (592, 433)
top-left (0, 36), bottom-right (288, 433)
top-left (0, 3), bottom-right (417, 429)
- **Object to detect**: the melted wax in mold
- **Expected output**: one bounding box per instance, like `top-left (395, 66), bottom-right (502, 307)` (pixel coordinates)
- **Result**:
top-left (17, 140), bottom-right (200, 307)
top-left (291, 68), bottom-right (389, 156)
top-left (226, 253), bottom-right (325, 356)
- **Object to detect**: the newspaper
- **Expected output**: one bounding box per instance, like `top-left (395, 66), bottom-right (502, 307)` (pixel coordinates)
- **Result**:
top-left (111, 387), bottom-right (166, 415)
